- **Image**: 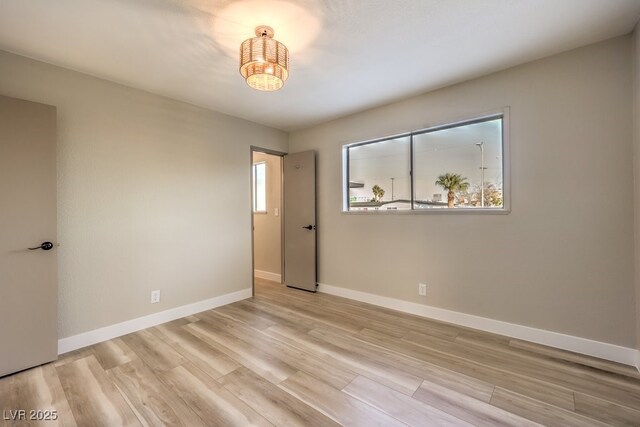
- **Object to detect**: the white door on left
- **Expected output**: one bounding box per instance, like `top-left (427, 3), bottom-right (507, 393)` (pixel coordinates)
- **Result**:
top-left (0, 95), bottom-right (58, 377)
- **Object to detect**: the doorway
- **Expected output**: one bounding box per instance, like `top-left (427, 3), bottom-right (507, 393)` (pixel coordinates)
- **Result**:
top-left (251, 147), bottom-right (285, 295)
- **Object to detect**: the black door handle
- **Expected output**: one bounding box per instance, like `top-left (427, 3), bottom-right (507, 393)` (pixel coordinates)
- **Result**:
top-left (302, 225), bottom-right (315, 230)
top-left (29, 241), bottom-right (54, 251)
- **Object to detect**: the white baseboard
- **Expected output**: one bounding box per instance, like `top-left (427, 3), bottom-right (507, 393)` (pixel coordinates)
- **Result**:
top-left (318, 283), bottom-right (637, 367)
top-left (254, 269), bottom-right (282, 283)
top-left (57, 288), bottom-right (252, 355)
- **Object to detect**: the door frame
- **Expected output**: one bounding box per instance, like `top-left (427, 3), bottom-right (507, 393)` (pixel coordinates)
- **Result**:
top-left (250, 146), bottom-right (287, 297)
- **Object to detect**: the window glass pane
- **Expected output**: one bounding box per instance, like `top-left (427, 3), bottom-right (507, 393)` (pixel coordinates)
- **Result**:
top-left (253, 162), bottom-right (266, 212)
top-left (348, 136), bottom-right (411, 211)
top-left (413, 118), bottom-right (503, 209)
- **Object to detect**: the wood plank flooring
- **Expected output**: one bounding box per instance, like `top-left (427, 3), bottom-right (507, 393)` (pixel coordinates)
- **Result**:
top-left (2, 278), bottom-right (640, 426)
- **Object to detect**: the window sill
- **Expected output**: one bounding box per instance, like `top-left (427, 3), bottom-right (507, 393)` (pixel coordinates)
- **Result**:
top-left (341, 208), bottom-right (510, 215)
top-left (253, 211), bottom-right (268, 215)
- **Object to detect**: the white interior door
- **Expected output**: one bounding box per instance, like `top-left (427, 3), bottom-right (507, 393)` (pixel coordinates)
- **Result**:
top-left (283, 151), bottom-right (316, 291)
top-left (0, 95), bottom-right (58, 377)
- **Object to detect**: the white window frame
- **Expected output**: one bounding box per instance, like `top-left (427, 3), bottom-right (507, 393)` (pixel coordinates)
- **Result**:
top-left (252, 161), bottom-right (267, 214)
top-left (342, 108), bottom-right (511, 214)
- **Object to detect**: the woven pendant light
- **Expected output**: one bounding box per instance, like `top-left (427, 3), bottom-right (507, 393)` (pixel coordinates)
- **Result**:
top-left (239, 26), bottom-right (289, 91)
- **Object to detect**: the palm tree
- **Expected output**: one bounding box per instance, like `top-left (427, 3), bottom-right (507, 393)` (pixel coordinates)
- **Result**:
top-left (372, 184), bottom-right (385, 203)
top-left (435, 173), bottom-right (470, 208)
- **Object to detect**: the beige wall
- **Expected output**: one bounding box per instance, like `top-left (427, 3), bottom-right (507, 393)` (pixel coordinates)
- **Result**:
top-left (289, 36), bottom-right (635, 347)
top-left (634, 22), bottom-right (640, 356)
top-left (253, 152), bottom-right (282, 277)
top-left (0, 50), bottom-right (288, 339)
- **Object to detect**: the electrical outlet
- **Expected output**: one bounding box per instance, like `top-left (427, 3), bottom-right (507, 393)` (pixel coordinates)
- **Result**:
top-left (418, 283), bottom-right (427, 296)
top-left (151, 290), bottom-right (161, 304)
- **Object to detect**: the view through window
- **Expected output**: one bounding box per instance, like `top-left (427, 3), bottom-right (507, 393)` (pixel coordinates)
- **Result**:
top-left (345, 114), bottom-right (505, 212)
top-left (252, 162), bottom-right (266, 212)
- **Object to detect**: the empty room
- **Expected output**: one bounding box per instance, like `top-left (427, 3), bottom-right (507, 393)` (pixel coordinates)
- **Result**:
top-left (2, 0), bottom-right (640, 425)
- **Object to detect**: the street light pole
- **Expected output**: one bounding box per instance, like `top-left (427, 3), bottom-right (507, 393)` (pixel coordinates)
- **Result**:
top-left (390, 177), bottom-right (395, 201)
top-left (476, 142), bottom-right (485, 207)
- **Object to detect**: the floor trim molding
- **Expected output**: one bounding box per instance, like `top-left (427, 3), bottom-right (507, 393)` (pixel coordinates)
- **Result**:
top-left (318, 283), bottom-right (637, 366)
top-left (254, 269), bottom-right (282, 283)
top-left (57, 287), bottom-right (252, 355)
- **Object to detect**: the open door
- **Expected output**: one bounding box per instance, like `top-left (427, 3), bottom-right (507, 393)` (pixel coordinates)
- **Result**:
top-left (283, 151), bottom-right (316, 292)
top-left (0, 95), bottom-right (58, 377)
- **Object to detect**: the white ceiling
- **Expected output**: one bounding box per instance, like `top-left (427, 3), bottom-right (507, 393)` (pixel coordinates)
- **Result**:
top-left (1, 0), bottom-right (639, 131)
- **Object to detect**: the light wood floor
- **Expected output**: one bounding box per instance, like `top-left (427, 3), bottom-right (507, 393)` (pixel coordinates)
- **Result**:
top-left (2, 278), bottom-right (640, 426)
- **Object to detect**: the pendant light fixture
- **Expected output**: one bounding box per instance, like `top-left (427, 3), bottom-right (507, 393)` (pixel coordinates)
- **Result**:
top-left (239, 26), bottom-right (289, 91)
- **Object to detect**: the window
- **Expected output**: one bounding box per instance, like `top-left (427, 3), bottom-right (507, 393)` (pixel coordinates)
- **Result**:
top-left (347, 136), bottom-right (412, 211)
top-left (252, 162), bottom-right (266, 213)
top-left (344, 112), bottom-right (508, 212)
